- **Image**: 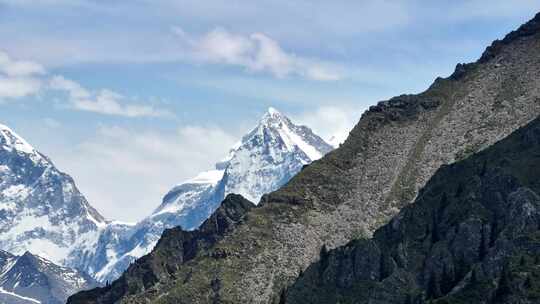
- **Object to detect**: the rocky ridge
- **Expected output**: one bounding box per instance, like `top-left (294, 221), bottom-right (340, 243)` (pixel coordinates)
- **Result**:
top-left (284, 115), bottom-right (540, 304)
top-left (67, 12), bottom-right (540, 304)
top-left (0, 123), bottom-right (106, 265)
top-left (68, 194), bottom-right (254, 304)
top-left (0, 250), bottom-right (98, 304)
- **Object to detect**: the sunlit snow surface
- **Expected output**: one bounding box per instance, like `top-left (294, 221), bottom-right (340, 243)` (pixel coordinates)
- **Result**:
top-left (0, 124), bottom-right (36, 156)
top-left (0, 250), bottom-right (97, 304)
top-left (0, 287), bottom-right (41, 303)
top-left (0, 109), bottom-right (334, 283)
top-left (0, 123), bottom-right (105, 267)
top-left (84, 108), bottom-right (334, 282)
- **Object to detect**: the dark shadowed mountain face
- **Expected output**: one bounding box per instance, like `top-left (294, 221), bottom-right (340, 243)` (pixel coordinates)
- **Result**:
top-left (69, 12), bottom-right (540, 304)
top-left (284, 116), bottom-right (540, 304)
top-left (67, 194), bottom-right (254, 304)
top-left (0, 250), bottom-right (98, 304)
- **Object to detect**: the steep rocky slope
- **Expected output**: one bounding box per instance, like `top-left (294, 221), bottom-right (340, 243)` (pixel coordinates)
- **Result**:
top-left (284, 115), bottom-right (540, 304)
top-left (69, 12), bottom-right (540, 304)
top-left (68, 194), bottom-right (254, 304)
top-left (0, 250), bottom-right (98, 304)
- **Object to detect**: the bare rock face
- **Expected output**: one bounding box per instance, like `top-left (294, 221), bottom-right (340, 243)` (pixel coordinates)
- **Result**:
top-left (67, 194), bottom-right (254, 304)
top-left (69, 12), bottom-right (540, 304)
top-left (284, 116), bottom-right (540, 304)
top-left (0, 250), bottom-right (98, 304)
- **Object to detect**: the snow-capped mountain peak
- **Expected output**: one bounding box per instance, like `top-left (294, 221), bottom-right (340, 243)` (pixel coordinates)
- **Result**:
top-left (240, 107), bottom-right (329, 162)
top-left (0, 250), bottom-right (98, 304)
top-left (155, 107), bottom-right (333, 219)
top-left (219, 107), bottom-right (333, 202)
top-left (77, 107), bottom-right (334, 283)
top-left (0, 124), bottom-right (43, 165)
top-left (0, 123), bottom-right (106, 267)
top-left (0, 110), bottom-right (334, 285)
top-left (266, 106), bottom-right (280, 116)
top-left (260, 106), bottom-right (286, 124)
top-left (257, 107), bottom-right (298, 136)
top-left (0, 124), bottom-right (35, 154)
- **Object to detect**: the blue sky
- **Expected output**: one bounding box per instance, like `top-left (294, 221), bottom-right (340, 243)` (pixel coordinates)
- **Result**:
top-left (1, 0), bottom-right (540, 221)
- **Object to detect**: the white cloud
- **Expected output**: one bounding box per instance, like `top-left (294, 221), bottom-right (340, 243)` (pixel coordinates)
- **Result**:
top-left (49, 76), bottom-right (173, 118)
top-left (0, 77), bottom-right (42, 99)
top-left (48, 75), bottom-right (90, 99)
top-left (0, 51), bottom-right (44, 100)
top-left (293, 105), bottom-right (366, 147)
top-left (73, 89), bottom-right (172, 118)
top-left (173, 27), bottom-right (343, 81)
top-left (0, 51), bottom-right (173, 118)
top-left (0, 52), bottom-right (45, 77)
top-left (51, 124), bottom-right (237, 221)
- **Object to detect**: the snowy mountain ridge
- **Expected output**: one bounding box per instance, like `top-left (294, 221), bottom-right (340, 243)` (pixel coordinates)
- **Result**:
top-left (0, 124), bottom-right (37, 157)
top-left (0, 250), bottom-right (98, 304)
top-left (0, 123), bottom-right (106, 265)
top-left (221, 107), bottom-right (332, 202)
top-left (154, 107), bottom-right (333, 223)
top-left (82, 107), bottom-right (334, 282)
top-left (0, 107), bottom-right (334, 285)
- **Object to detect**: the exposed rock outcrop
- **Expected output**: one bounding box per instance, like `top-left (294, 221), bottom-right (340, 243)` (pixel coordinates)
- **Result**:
top-left (284, 115), bottom-right (540, 304)
top-left (68, 194), bottom-right (254, 304)
top-left (69, 12), bottom-right (540, 304)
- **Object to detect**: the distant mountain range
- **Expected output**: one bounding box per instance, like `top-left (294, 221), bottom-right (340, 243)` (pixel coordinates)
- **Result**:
top-left (78, 107), bottom-right (334, 282)
top-left (0, 107), bottom-right (334, 293)
top-left (0, 123), bottom-right (106, 265)
top-left (0, 250), bottom-right (97, 304)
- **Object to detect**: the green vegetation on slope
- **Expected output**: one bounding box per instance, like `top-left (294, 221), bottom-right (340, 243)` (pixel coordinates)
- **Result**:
top-left (285, 116), bottom-right (540, 304)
